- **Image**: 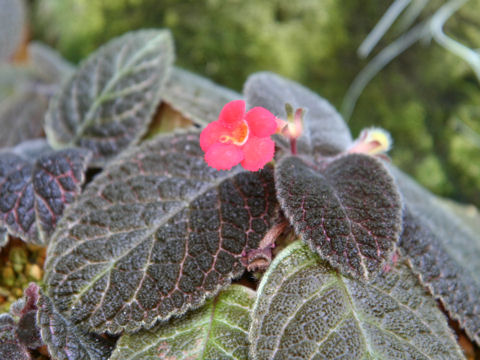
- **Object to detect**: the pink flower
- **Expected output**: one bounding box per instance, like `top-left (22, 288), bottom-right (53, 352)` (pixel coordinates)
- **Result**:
top-left (200, 100), bottom-right (277, 171)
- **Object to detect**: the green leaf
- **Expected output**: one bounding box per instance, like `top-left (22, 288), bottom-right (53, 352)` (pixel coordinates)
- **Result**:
top-left (111, 285), bottom-right (255, 360)
top-left (392, 166), bottom-right (480, 345)
top-left (244, 72), bottom-right (352, 156)
top-left (162, 67), bottom-right (241, 126)
top-left (44, 29), bottom-right (174, 166)
top-left (37, 292), bottom-right (114, 360)
top-left (275, 155), bottom-right (402, 280)
top-left (0, 0), bottom-right (25, 63)
top-left (250, 241), bottom-right (465, 360)
top-left (44, 131), bottom-right (279, 334)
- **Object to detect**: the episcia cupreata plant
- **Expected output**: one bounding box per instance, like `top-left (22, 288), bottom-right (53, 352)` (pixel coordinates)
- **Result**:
top-left (0, 25), bottom-right (479, 360)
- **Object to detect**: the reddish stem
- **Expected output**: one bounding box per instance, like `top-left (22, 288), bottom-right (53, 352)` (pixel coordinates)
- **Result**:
top-left (290, 138), bottom-right (297, 155)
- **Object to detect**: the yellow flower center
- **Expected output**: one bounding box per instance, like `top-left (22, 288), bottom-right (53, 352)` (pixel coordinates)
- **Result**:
top-left (219, 120), bottom-right (249, 146)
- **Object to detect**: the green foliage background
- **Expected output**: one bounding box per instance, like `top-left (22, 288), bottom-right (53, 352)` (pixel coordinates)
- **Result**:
top-left (30, 0), bottom-right (480, 206)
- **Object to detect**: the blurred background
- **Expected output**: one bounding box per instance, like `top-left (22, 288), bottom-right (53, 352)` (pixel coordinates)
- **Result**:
top-left (3, 0), bottom-right (480, 207)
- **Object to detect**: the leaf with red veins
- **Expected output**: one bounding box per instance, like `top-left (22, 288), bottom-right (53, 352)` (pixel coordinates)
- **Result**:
top-left (275, 154), bottom-right (402, 281)
top-left (204, 143), bottom-right (245, 171)
top-left (240, 136), bottom-right (275, 172)
top-left (0, 146), bottom-right (91, 245)
top-left (33, 148), bottom-right (91, 242)
top-left (245, 107), bottom-right (277, 137)
top-left (217, 99), bottom-right (245, 128)
top-left (0, 152), bottom-right (38, 243)
top-left (44, 131), bottom-right (280, 334)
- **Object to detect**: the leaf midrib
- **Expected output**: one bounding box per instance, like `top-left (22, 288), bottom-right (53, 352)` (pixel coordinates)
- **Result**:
top-left (71, 32), bottom-right (168, 142)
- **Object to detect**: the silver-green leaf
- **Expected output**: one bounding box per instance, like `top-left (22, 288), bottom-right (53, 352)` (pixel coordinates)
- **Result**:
top-left (111, 285), bottom-right (255, 360)
top-left (44, 29), bottom-right (174, 166)
top-left (392, 166), bottom-right (480, 345)
top-left (162, 67), bottom-right (241, 126)
top-left (250, 241), bottom-right (465, 360)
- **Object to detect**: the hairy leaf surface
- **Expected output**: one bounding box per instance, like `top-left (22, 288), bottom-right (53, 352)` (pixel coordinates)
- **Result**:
top-left (37, 292), bottom-right (114, 360)
top-left (0, 146), bottom-right (90, 244)
top-left (250, 241), bottom-right (465, 360)
top-left (162, 67), bottom-right (241, 126)
top-left (393, 167), bottom-right (480, 345)
top-left (0, 152), bottom-right (37, 243)
top-left (33, 148), bottom-right (92, 242)
top-left (0, 314), bottom-right (30, 360)
top-left (44, 30), bottom-right (174, 166)
top-left (275, 155), bottom-right (402, 280)
top-left (0, 284), bottom-right (42, 360)
top-left (111, 285), bottom-right (255, 360)
top-left (44, 131), bottom-right (279, 334)
top-left (244, 72), bottom-right (352, 156)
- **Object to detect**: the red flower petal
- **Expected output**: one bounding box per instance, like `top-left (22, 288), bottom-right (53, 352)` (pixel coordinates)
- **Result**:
top-left (200, 121), bottom-right (228, 151)
top-left (240, 136), bottom-right (275, 171)
top-left (218, 100), bottom-right (246, 129)
top-left (204, 143), bottom-right (244, 170)
top-left (245, 107), bottom-right (277, 137)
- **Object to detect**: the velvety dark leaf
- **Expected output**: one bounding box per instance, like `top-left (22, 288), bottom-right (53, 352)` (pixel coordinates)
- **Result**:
top-left (244, 72), bottom-right (352, 156)
top-left (111, 284), bottom-right (255, 360)
top-left (0, 151), bottom-right (37, 243)
top-left (0, 92), bottom-right (48, 149)
top-left (28, 42), bottom-right (75, 84)
top-left (33, 148), bottom-right (91, 242)
top-left (0, 283), bottom-right (41, 359)
top-left (37, 292), bottom-right (114, 360)
top-left (13, 283), bottom-right (42, 350)
top-left (162, 67), bottom-right (241, 126)
top-left (250, 241), bottom-right (465, 360)
top-left (44, 30), bottom-right (175, 166)
top-left (0, 146), bottom-right (91, 245)
top-left (0, 314), bottom-right (30, 360)
top-left (0, 0), bottom-right (25, 63)
top-left (44, 131), bottom-right (279, 334)
top-left (393, 167), bottom-right (480, 345)
top-left (275, 155), bottom-right (402, 280)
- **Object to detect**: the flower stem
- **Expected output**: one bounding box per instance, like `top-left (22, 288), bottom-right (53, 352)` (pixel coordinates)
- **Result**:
top-left (290, 138), bottom-right (297, 155)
